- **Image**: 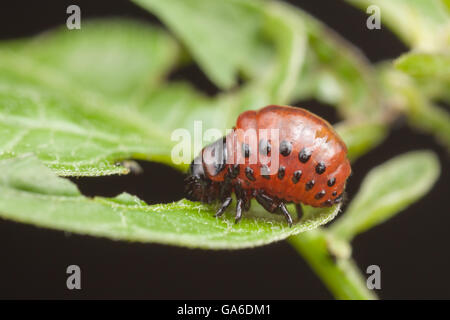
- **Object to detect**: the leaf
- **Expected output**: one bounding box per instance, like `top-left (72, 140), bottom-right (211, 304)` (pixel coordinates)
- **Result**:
top-left (443, 0), bottom-right (450, 12)
top-left (336, 121), bottom-right (388, 162)
top-left (141, 0), bottom-right (381, 119)
top-left (291, 8), bottom-right (380, 119)
top-left (0, 68), bottom-right (178, 176)
top-left (257, 2), bottom-right (307, 104)
top-left (133, 0), bottom-right (307, 105)
top-left (395, 52), bottom-right (450, 79)
top-left (132, 0), bottom-right (268, 89)
top-left (331, 151), bottom-right (440, 240)
top-left (0, 7), bottom-right (308, 175)
top-left (407, 101), bottom-right (450, 150)
top-left (1, 19), bottom-right (179, 104)
top-left (288, 229), bottom-right (377, 300)
top-left (346, 0), bottom-right (450, 51)
top-left (379, 66), bottom-right (450, 150)
top-left (0, 19), bottom-right (189, 176)
top-left (0, 155), bottom-right (342, 249)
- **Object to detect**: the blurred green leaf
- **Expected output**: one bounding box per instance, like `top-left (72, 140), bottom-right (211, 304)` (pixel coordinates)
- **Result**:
top-left (133, 0), bottom-right (307, 105)
top-left (443, 0), bottom-right (450, 12)
top-left (395, 52), bottom-right (450, 79)
top-left (1, 19), bottom-right (179, 104)
top-left (132, 0), bottom-right (268, 89)
top-left (331, 151), bottom-right (440, 241)
top-left (346, 0), bottom-right (450, 51)
top-left (336, 121), bottom-right (388, 162)
top-left (0, 77), bottom-right (177, 176)
top-left (291, 9), bottom-right (380, 119)
top-left (254, 1), bottom-right (307, 104)
top-left (408, 102), bottom-right (450, 151)
top-left (379, 67), bottom-right (450, 150)
top-left (0, 155), bottom-right (342, 249)
top-left (0, 19), bottom-right (189, 175)
top-left (289, 229), bottom-right (377, 300)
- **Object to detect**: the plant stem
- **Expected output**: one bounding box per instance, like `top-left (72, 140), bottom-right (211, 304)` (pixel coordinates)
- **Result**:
top-left (288, 229), bottom-right (377, 300)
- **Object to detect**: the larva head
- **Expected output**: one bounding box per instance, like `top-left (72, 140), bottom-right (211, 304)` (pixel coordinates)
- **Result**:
top-left (185, 137), bottom-right (227, 203)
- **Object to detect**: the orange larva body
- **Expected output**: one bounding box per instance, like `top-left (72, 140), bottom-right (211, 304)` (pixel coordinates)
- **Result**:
top-left (186, 105), bottom-right (351, 226)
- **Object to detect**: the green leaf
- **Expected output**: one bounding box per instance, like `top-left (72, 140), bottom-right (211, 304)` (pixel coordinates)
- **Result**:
top-left (0, 155), bottom-right (342, 249)
top-left (407, 101), bottom-right (450, 150)
top-left (395, 52), bottom-right (450, 79)
top-left (336, 121), bottom-right (388, 162)
top-left (257, 2), bottom-right (307, 104)
top-left (0, 19), bottom-right (190, 176)
top-left (0, 65), bottom-right (179, 176)
top-left (133, 0), bottom-right (307, 105)
top-left (331, 151), bottom-right (440, 241)
top-left (1, 19), bottom-right (179, 104)
top-left (0, 8), bottom-right (308, 175)
top-left (289, 230), bottom-right (377, 300)
top-left (443, 0), bottom-right (450, 12)
top-left (291, 9), bottom-right (380, 119)
top-left (379, 66), bottom-right (450, 150)
top-left (132, 0), bottom-right (268, 89)
top-left (346, 0), bottom-right (450, 51)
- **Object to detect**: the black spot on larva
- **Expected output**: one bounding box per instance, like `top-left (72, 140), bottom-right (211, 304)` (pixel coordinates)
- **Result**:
top-left (259, 139), bottom-right (271, 156)
top-left (315, 190), bottom-right (326, 199)
top-left (298, 148), bottom-right (311, 163)
top-left (322, 199), bottom-right (333, 206)
top-left (334, 194), bottom-right (343, 203)
top-left (280, 140), bottom-right (292, 157)
top-left (242, 143), bottom-right (250, 158)
top-left (278, 166), bottom-right (285, 179)
top-left (228, 164), bottom-right (240, 178)
top-left (305, 180), bottom-right (315, 191)
top-left (245, 166), bottom-right (256, 181)
top-left (327, 177), bottom-right (336, 187)
top-left (332, 191), bottom-right (337, 197)
top-left (292, 170), bottom-right (302, 184)
top-left (261, 165), bottom-right (270, 179)
top-left (315, 161), bottom-right (326, 174)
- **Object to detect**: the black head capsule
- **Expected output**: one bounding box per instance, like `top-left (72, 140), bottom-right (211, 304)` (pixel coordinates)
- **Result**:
top-left (189, 155), bottom-right (205, 179)
top-left (186, 155), bottom-right (215, 202)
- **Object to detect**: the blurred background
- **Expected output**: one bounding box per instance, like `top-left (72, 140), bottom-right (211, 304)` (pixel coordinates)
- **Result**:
top-left (0, 0), bottom-right (448, 299)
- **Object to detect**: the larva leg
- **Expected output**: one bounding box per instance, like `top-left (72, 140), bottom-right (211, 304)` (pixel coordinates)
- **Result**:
top-left (278, 203), bottom-right (293, 227)
top-left (254, 191), bottom-right (278, 213)
top-left (295, 203), bottom-right (303, 221)
top-left (215, 197), bottom-right (232, 217)
top-left (235, 199), bottom-right (243, 224)
top-left (255, 191), bottom-right (293, 227)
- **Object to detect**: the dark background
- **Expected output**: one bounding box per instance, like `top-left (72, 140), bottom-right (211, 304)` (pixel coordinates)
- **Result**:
top-left (0, 0), bottom-right (448, 299)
